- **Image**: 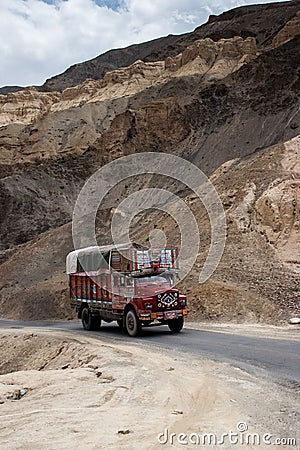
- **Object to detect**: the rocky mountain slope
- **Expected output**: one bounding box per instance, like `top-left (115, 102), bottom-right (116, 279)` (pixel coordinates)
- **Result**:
top-left (0, 1), bottom-right (299, 322)
top-left (1, 0), bottom-right (299, 95)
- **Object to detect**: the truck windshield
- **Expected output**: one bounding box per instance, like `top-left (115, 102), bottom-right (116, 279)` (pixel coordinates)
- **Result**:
top-left (135, 276), bottom-right (171, 285)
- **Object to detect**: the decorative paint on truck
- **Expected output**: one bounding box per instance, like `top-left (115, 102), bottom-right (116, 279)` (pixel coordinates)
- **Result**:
top-left (66, 243), bottom-right (187, 337)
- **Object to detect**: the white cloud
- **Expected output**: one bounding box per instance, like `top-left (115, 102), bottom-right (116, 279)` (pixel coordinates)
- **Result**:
top-left (0, 0), bottom-right (290, 87)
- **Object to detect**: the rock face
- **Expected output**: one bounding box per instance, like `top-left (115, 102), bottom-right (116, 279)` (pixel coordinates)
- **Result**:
top-left (255, 136), bottom-right (300, 271)
top-left (0, 2), bottom-right (299, 321)
top-left (256, 179), bottom-right (300, 265)
top-left (0, 37), bottom-right (256, 128)
top-left (272, 10), bottom-right (300, 48)
top-left (0, 88), bottom-right (59, 126)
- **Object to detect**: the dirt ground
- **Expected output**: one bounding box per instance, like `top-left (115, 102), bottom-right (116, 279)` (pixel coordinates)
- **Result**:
top-left (0, 327), bottom-right (299, 449)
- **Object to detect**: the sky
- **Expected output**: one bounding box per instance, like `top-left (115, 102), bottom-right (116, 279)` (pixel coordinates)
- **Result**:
top-left (0, 0), bottom-right (290, 87)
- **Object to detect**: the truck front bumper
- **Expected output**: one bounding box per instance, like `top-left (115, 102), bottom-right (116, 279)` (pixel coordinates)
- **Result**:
top-left (138, 309), bottom-right (188, 321)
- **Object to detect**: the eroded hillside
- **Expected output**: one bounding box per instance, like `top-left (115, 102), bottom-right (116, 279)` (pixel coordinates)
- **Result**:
top-left (0, 1), bottom-right (299, 322)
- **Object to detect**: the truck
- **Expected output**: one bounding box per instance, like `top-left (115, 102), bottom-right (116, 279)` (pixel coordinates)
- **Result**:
top-left (66, 243), bottom-right (187, 337)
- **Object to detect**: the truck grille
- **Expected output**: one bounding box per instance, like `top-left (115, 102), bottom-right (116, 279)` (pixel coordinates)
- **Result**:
top-left (157, 292), bottom-right (177, 308)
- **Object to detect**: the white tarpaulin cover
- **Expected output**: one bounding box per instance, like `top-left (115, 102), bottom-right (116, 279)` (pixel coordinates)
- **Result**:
top-left (66, 243), bottom-right (134, 274)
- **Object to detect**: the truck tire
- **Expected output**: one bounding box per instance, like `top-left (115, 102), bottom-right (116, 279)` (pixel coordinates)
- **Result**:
top-left (125, 310), bottom-right (141, 337)
top-left (81, 307), bottom-right (101, 331)
top-left (168, 316), bottom-right (184, 333)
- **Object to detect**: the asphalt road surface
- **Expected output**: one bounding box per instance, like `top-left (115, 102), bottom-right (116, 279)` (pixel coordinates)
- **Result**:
top-left (0, 320), bottom-right (299, 388)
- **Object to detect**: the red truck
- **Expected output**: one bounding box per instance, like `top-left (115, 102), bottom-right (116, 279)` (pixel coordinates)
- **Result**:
top-left (66, 243), bottom-right (187, 336)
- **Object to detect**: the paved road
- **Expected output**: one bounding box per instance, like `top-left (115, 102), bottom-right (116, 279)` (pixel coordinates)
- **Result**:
top-left (0, 320), bottom-right (299, 387)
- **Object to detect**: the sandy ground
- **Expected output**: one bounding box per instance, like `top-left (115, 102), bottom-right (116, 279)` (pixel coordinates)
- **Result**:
top-left (0, 328), bottom-right (299, 450)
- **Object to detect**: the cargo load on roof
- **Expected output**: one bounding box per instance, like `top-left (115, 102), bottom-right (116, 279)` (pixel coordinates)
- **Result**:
top-left (66, 242), bottom-right (179, 276)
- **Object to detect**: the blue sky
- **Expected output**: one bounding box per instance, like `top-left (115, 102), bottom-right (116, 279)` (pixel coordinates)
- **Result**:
top-left (0, 0), bottom-right (290, 87)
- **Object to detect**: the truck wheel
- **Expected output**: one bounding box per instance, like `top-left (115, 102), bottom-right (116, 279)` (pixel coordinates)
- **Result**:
top-left (125, 310), bottom-right (141, 337)
top-left (117, 319), bottom-right (124, 328)
top-left (168, 316), bottom-right (184, 333)
top-left (81, 307), bottom-right (101, 331)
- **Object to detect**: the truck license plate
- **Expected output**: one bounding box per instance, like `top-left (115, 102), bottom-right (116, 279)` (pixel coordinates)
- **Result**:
top-left (165, 312), bottom-right (178, 320)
